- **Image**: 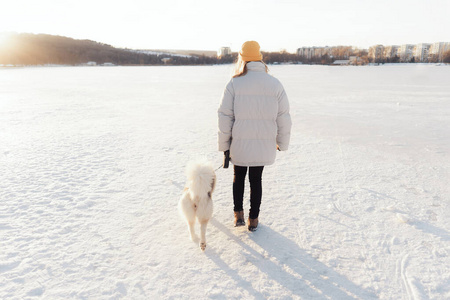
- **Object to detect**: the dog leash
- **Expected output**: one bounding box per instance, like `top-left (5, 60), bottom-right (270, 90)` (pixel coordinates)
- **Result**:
top-left (215, 165), bottom-right (223, 171)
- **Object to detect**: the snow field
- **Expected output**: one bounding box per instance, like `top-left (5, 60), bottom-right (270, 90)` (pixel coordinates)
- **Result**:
top-left (0, 64), bottom-right (449, 299)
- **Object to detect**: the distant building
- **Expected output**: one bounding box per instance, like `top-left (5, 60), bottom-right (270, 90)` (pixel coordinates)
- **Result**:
top-left (298, 42), bottom-right (449, 65)
top-left (429, 42), bottom-right (450, 62)
top-left (217, 47), bottom-right (231, 57)
top-left (399, 44), bottom-right (415, 62)
top-left (383, 46), bottom-right (400, 59)
top-left (297, 47), bottom-right (313, 59)
top-left (368, 45), bottom-right (384, 62)
top-left (161, 58), bottom-right (171, 64)
top-left (299, 46), bottom-right (350, 57)
top-left (414, 43), bottom-right (432, 62)
top-left (297, 47), bottom-right (325, 59)
top-left (298, 46), bottom-right (355, 61)
top-left (332, 60), bottom-right (350, 65)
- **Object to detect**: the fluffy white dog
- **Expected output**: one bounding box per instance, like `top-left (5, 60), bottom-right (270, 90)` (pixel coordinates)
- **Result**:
top-left (178, 160), bottom-right (216, 251)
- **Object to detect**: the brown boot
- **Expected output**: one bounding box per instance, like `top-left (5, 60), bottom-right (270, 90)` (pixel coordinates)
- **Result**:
top-left (248, 218), bottom-right (258, 232)
top-left (234, 211), bottom-right (245, 227)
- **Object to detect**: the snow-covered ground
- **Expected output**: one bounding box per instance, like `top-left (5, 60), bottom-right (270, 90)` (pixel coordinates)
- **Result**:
top-left (1, 64), bottom-right (449, 299)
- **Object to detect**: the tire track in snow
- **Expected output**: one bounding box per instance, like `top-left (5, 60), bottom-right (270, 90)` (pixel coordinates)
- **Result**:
top-left (332, 117), bottom-right (356, 217)
top-left (398, 254), bottom-right (413, 300)
top-left (397, 254), bottom-right (428, 300)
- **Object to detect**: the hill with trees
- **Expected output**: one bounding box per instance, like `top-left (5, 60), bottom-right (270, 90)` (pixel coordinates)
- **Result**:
top-left (0, 33), bottom-right (234, 66)
top-left (0, 33), bottom-right (313, 66)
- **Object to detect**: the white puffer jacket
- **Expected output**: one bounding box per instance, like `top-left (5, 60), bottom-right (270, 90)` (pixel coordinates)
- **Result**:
top-left (218, 61), bottom-right (292, 166)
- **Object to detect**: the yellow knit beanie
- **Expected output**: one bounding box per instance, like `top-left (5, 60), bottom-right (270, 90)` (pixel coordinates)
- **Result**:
top-left (239, 41), bottom-right (263, 61)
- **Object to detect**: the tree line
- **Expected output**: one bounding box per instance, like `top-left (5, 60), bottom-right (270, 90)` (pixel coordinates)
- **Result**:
top-left (1, 33), bottom-right (449, 66)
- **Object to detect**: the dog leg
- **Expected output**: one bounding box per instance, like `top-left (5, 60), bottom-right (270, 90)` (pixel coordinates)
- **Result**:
top-left (199, 220), bottom-right (208, 251)
top-left (188, 220), bottom-right (199, 242)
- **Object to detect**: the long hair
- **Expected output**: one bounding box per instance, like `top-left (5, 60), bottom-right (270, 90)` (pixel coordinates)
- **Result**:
top-left (232, 55), bottom-right (269, 78)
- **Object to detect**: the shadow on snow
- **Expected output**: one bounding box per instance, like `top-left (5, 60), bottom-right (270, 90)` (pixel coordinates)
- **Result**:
top-left (209, 218), bottom-right (377, 299)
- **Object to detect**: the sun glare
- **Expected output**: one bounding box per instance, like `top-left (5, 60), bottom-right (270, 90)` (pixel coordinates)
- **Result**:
top-left (0, 33), bottom-right (11, 48)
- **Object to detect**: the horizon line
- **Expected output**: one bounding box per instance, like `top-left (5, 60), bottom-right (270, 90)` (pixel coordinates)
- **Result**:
top-left (2, 31), bottom-right (449, 54)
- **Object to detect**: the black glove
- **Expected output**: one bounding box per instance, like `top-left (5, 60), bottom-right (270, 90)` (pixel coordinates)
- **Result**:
top-left (223, 150), bottom-right (230, 168)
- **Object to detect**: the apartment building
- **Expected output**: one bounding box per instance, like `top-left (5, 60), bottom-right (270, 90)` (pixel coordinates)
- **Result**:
top-left (399, 44), bottom-right (415, 62)
top-left (297, 47), bottom-right (313, 59)
top-left (383, 45), bottom-right (400, 59)
top-left (368, 45), bottom-right (384, 62)
top-left (298, 42), bottom-right (449, 63)
top-left (414, 43), bottom-right (432, 62)
top-left (217, 47), bottom-right (231, 57)
top-left (429, 42), bottom-right (450, 61)
top-left (297, 47), bottom-right (326, 59)
top-left (298, 46), bottom-right (352, 59)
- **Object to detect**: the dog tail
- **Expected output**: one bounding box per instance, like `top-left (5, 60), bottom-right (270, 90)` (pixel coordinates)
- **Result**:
top-left (186, 160), bottom-right (216, 197)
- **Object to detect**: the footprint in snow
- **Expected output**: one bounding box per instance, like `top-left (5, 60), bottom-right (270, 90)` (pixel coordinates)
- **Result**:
top-left (27, 287), bottom-right (45, 297)
top-left (0, 261), bottom-right (21, 273)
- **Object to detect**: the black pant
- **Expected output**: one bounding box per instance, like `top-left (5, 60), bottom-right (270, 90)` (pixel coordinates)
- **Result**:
top-left (233, 165), bottom-right (264, 219)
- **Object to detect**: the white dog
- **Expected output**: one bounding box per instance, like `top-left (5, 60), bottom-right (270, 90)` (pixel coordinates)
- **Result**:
top-left (178, 160), bottom-right (216, 251)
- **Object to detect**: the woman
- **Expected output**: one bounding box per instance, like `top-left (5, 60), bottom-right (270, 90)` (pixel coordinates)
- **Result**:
top-left (218, 41), bottom-right (292, 231)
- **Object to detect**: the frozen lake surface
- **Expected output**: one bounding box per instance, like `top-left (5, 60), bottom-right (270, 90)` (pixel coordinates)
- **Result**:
top-left (1, 64), bottom-right (449, 299)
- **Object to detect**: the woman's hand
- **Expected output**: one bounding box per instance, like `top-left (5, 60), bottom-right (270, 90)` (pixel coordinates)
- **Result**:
top-left (223, 150), bottom-right (230, 168)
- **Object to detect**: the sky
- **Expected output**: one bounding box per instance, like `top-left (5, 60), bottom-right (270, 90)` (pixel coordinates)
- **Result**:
top-left (1, 0), bottom-right (449, 53)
